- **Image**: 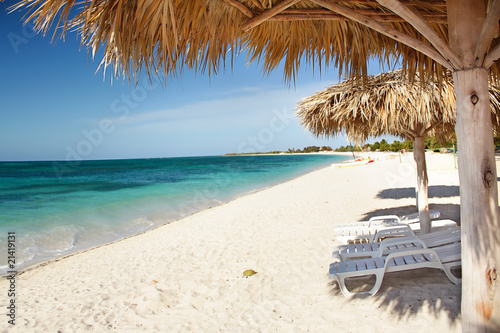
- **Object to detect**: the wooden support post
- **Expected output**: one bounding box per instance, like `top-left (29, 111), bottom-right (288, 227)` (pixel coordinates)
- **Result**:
top-left (413, 136), bottom-right (431, 234)
top-left (448, 1), bottom-right (500, 331)
top-left (453, 68), bottom-right (500, 332)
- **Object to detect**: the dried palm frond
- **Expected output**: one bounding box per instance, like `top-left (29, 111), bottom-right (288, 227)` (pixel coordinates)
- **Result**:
top-left (8, 0), bottom-right (498, 83)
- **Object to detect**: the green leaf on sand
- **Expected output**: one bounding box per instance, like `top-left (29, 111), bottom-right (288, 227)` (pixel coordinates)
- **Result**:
top-left (243, 269), bottom-right (257, 276)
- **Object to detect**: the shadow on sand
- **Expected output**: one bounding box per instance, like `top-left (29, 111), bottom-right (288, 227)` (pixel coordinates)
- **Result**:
top-left (360, 203), bottom-right (461, 226)
top-left (328, 271), bottom-right (500, 331)
top-left (326, 187), bottom-right (463, 325)
top-left (376, 185), bottom-right (460, 200)
top-left (327, 268), bottom-right (462, 327)
top-left (370, 184), bottom-right (461, 224)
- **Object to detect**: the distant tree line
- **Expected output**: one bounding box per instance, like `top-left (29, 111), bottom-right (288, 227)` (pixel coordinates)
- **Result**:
top-left (335, 138), bottom-right (457, 152)
top-left (225, 137), bottom-right (465, 156)
top-left (225, 146), bottom-right (334, 156)
top-left (287, 146), bottom-right (333, 153)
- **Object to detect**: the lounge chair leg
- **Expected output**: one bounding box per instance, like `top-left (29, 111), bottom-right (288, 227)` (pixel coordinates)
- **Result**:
top-left (337, 276), bottom-right (355, 298)
top-left (337, 273), bottom-right (383, 297)
top-left (443, 262), bottom-right (462, 284)
top-left (368, 272), bottom-right (384, 296)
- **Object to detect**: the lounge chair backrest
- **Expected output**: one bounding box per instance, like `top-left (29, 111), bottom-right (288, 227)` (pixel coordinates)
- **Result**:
top-left (418, 227), bottom-right (461, 248)
top-left (399, 209), bottom-right (441, 223)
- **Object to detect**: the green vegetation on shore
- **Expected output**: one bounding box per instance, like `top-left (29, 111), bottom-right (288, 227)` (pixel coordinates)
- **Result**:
top-left (335, 138), bottom-right (457, 153)
top-left (224, 138), bottom-right (461, 156)
top-left (224, 136), bottom-right (463, 156)
top-left (224, 146), bottom-right (333, 156)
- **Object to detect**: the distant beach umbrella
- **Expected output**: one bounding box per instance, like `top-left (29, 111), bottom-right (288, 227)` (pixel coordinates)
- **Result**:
top-left (296, 69), bottom-right (500, 234)
top-left (9, 0), bottom-right (500, 327)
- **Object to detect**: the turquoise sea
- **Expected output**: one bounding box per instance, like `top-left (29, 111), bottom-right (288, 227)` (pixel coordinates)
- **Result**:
top-left (0, 154), bottom-right (348, 274)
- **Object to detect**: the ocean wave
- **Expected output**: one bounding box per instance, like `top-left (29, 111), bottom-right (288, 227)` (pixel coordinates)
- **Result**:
top-left (0, 154), bottom-right (349, 274)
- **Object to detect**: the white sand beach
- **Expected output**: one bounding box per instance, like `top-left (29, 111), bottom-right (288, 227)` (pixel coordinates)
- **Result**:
top-left (2, 152), bottom-right (497, 332)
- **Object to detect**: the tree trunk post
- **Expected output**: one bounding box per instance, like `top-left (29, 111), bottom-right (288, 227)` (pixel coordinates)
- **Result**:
top-left (453, 68), bottom-right (500, 332)
top-left (448, 0), bottom-right (500, 330)
top-left (413, 136), bottom-right (431, 234)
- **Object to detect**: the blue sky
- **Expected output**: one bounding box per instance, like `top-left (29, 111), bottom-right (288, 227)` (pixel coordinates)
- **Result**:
top-left (1, 2), bottom-right (392, 161)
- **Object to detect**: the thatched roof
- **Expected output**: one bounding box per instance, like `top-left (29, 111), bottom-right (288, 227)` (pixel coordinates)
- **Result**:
top-left (9, 0), bottom-right (499, 82)
top-left (9, 2), bottom-right (500, 326)
top-left (296, 69), bottom-right (500, 143)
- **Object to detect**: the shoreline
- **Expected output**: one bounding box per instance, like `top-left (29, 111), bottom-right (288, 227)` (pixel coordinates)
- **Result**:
top-left (0, 152), bottom-right (478, 331)
top-left (2, 154), bottom-right (349, 278)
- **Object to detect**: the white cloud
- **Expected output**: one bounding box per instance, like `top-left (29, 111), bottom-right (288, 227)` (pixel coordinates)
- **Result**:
top-left (68, 79), bottom-right (344, 159)
top-left (108, 80), bottom-right (335, 133)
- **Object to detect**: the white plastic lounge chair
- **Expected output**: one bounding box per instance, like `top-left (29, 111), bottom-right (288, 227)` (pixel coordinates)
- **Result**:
top-left (333, 226), bottom-right (461, 261)
top-left (329, 242), bottom-right (461, 297)
top-left (335, 219), bottom-right (458, 244)
top-left (334, 209), bottom-right (441, 231)
top-left (400, 210), bottom-right (441, 223)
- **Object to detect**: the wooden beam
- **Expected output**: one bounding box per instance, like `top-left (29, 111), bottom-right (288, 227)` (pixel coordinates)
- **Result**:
top-left (269, 13), bottom-right (447, 23)
top-left (447, 0), bottom-right (487, 67)
top-left (333, 0), bottom-right (446, 5)
top-left (271, 11), bottom-right (447, 23)
top-left (484, 42), bottom-right (500, 68)
top-left (309, 0), bottom-right (453, 70)
top-left (250, 0), bottom-right (265, 11)
top-left (374, 14), bottom-right (448, 23)
top-left (375, 0), bottom-right (462, 70)
top-left (405, 129), bottom-right (419, 139)
top-left (283, 8), bottom-right (340, 14)
top-left (283, 8), bottom-right (398, 15)
top-left (283, 7), bottom-right (447, 18)
top-left (222, 0), bottom-right (254, 18)
top-left (241, 0), bottom-right (301, 31)
top-left (270, 13), bottom-right (341, 21)
top-left (474, 0), bottom-right (500, 66)
top-left (423, 119), bottom-right (442, 135)
top-left (270, 13), bottom-right (347, 21)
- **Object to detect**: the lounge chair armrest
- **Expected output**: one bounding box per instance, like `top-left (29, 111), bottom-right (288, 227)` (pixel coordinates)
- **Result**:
top-left (369, 215), bottom-right (401, 222)
top-left (377, 236), bottom-right (426, 256)
top-left (401, 210), bottom-right (441, 223)
top-left (372, 225), bottom-right (415, 242)
top-left (332, 245), bottom-right (341, 260)
top-left (384, 248), bottom-right (440, 269)
top-left (368, 215), bottom-right (401, 227)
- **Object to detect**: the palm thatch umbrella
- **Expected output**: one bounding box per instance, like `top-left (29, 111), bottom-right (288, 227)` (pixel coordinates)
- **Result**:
top-left (297, 69), bottom-right (500, 234)
top-left (7, 0), bottom-right (500, 329)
